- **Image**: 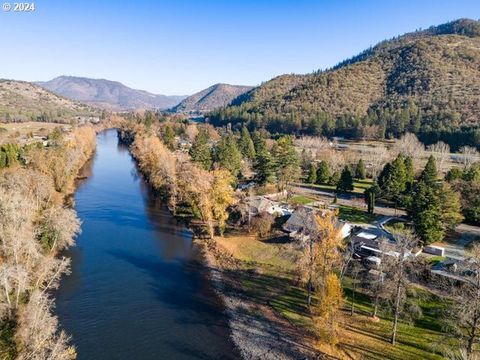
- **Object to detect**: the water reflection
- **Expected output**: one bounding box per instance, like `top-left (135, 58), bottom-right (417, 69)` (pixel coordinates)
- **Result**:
top-left (55, 129), bottom-right (239, 360)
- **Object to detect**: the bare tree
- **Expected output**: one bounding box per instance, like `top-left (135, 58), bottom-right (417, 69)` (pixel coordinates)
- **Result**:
top-left (427, 141), bottom-right (451, 174)
top-left (459, 146), bottom-right (480, 169)
top-left (365, 238), bottom-right (391, 319)
top-left (38, 206), bottom-right (80, 252)
top-left (250, 212), bottom-right (274, 238)
top-left (382, 230), bottom-right (419, 345)
top-left (347, 260), bottom-right (363, 316)
top-left (184, 124), bottom-right (199, 142)
top-left (16, 291), bottom-right (76, 360)
top-left (294, 136), bottom-right (330, 159)
top-left (365, 146), bottom-right (391, 179)
top-left (394, 133), bottom-right (425, 162)
top-left (0, 126), bottom-right (93, 356)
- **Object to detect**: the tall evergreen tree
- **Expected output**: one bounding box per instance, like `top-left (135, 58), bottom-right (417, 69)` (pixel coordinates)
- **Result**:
top-left (251, 130), bottom-right (267, 154)
top-left (337, 166), bottom-right (354, 193)
top-left (254, 149), bottom-right (274, 185)
top-left (355, 159), bottom-right (366, 180)
top-left (272, 136), bottom-right (300, 189)
top-left (316, 160), bottom-right (330, 184)
top-left (189, 128), bottom-right (212, 170)
top-left (307, 163), bottom-right (317, 184)
top-left (365, 183), bottom-right (380, 214)
top-left (378, 155), bottom-right (407, 203)
top-left (439, 183), bottom-right (464, 230)
top-left (163, 125), bottom-right (176, 150)
top-left (215, 135), bottom-right (242, 177)
top-left (238, 126), bottom-right (256, 160)
top-left (404, 156), bottom-right (415, 191)
top-left (445, 167), bottom-right (463, 182)
top-left (420, 155), bottom-right (438, 185)
top-left (408, 170), bottom-right (462, 245)
top-left (408, 181), bottom-right (443, 245)
top-left (329, 171), bottom-right (341, 186)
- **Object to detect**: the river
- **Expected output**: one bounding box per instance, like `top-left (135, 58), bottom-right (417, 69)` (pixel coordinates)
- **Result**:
top-left (55, 129), bottom-right (240, 359)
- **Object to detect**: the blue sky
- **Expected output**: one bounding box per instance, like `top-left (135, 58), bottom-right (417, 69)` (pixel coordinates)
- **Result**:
top-left (1, 0), bottom-right (479, 95)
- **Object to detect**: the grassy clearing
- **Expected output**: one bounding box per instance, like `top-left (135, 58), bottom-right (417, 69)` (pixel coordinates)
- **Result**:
top-left (289, 195), bottom-right (316, 205)
top-left (338, 205), bottom-right (379, 223)
top-left (215, 234), bottom-right (296, 271)
top-left (353, 178), bottom-right (373, 191)
top-left (302, 178), bottom-right (373, 195)
top-left (215, 232), bottom-right (454, 359)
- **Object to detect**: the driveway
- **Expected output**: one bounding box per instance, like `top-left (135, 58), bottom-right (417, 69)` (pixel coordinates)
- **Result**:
top-left (435, 223), bottom-right (480, 260)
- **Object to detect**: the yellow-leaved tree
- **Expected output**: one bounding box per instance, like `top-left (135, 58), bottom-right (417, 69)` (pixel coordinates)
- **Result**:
top-left (210, 170), bottom-right (235, 235)
top-left (312, 211), bottom-right (344, 345)
top-left (314, 272), bottom-right (343, 345)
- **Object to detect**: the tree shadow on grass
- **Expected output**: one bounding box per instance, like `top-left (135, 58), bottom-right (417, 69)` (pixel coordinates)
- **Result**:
top-left (260, 234), bottom-right (291, 244)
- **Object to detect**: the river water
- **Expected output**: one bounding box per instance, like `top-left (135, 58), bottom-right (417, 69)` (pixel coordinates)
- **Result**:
top-left (55, 129), bottom-right (239, 360)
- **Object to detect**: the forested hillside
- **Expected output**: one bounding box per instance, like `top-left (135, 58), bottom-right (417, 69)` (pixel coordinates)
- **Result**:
top-left (209, 19), bottom-right (480, 149)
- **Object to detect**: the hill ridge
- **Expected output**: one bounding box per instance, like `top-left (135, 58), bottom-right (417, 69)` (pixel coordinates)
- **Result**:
top-left (209, 18), bottom-right (480, 149)
top-left (0, 79), bottom-right (99, 123)
top-left (171, 83), bottom-right (253, 115)
top-left (37, 76), bottom-right (187, 111)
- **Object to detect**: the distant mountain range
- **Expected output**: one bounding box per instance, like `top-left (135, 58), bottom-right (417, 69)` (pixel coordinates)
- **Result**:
top-left (170, 83), bottom-right (253, 115)
top-left (36, 76), bottom-right (187, 111)
top-left (209, 18), bottom-right (480, 147)
top-left (0, 79), bottom-right (98, 123)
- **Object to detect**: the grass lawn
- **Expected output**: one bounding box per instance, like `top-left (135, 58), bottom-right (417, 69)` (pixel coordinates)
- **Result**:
top-left (215, 233), bottom-right (457, 359)
top-left (353, 178), bottom-right (373, 192)
top-left (302, 178), bottom-right (373, 195)
top-left (341, 278), bottom-right (454, 360)
top-left (338, 205), bottom-right (379, 223)
top-left (289, 195), bottom-right (316, 205)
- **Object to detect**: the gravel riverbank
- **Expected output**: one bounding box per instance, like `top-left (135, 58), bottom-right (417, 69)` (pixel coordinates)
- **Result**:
top-left (198, 238), bottom-right (321, 360)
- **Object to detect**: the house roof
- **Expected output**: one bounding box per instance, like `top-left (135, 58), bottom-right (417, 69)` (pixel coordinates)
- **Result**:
top-left (283, 206), bottom-right (320, 234)
top-left (248, 196), bottom-right (274, 213)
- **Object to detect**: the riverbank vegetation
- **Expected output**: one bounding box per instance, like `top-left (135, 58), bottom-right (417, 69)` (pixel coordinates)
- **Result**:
top-left (0, 125), bottom-right (96, 359)
top-left (121, 123), bottom-right (235, 238)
